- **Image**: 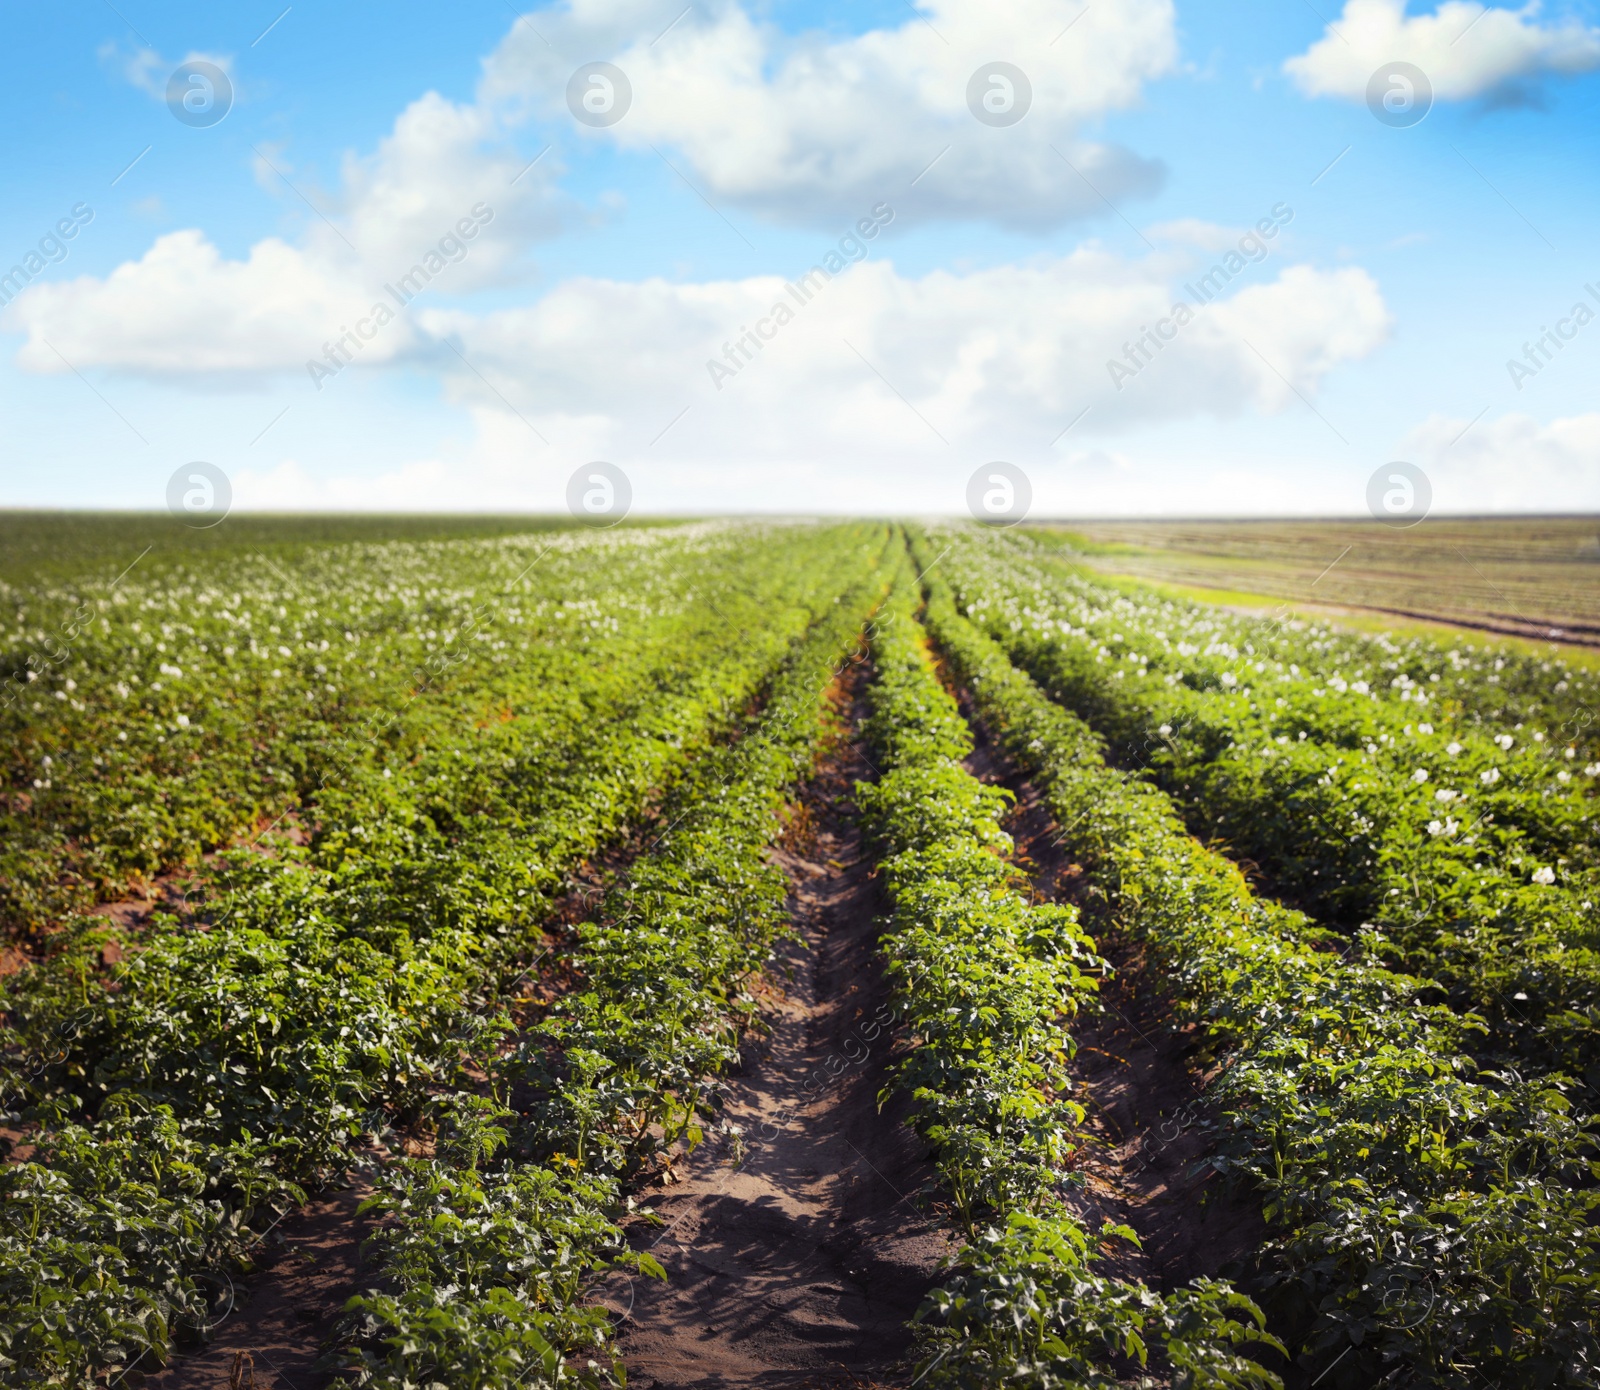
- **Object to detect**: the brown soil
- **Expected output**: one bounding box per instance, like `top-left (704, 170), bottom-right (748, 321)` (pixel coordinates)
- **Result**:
top-left (144, 1178), bottom-right (377, 1390)
top-left (959, 697), bottom-right (1268, 1294)
top-left (612, 713), bottom-right (955, 1390)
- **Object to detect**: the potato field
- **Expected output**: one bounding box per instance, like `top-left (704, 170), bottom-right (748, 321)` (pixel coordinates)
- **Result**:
top-left (2, 520), bottom-right (1596, 1390)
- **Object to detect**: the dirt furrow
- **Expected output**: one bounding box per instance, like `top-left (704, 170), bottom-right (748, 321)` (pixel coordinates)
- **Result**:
top-left (958, 694), bottom-right (1267, 1295)
top-left (614, 717), bottom-right (953, 1390)
top-left (143, 1180), bottom-right (376, 1390)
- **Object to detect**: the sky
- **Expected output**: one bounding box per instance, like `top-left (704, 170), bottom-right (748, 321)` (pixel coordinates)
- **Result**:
top-left (1, 0), bottom-right (1597, 519)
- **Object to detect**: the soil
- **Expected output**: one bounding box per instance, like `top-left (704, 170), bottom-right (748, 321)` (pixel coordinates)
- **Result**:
top-left (612, 702), bottom-right (955, 1390)
top-left (143, 1178), bottom-right (377, 1390)
top-left (958, 694), bottom-right (1268, 1295)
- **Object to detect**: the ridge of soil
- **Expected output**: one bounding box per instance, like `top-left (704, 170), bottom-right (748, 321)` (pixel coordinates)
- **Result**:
top-left (958, 694), bottom-right (1268, 1294)
top-left (613, 690), bottom-right (955, 1390)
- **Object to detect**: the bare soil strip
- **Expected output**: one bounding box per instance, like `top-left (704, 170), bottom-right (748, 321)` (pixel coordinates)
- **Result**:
top-left (615, 713), bottom-right (954, 1390)
top-left (144, 1180), bottom-right (376, 1390)
top-left (959, 696), bottom-right (1267, 1295)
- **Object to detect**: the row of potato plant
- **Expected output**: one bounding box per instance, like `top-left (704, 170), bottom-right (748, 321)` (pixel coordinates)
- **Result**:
top-left (331, 536), bottom-right (895, 1388)
top-left (856, 553), bottom-right (1282, 1390)
top-left (0, 522), bottom-right (783, 941)
top-left (911, 542), bottom-right (1600, 1389)
top-left (1039, 531), bottom-right (1600, 759)
top-left (931, 528), bottom-right (1600, 1089)
top-left (0, 524), bottom-right (883, 1386)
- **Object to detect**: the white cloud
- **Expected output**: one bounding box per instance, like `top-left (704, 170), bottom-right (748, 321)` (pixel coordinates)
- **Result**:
top-left (107, 44), bottom-right (234, 101)
top-left (5, 231), bottom-right (395, 375)
top-left (1148, 219), bottom-right (1253, 251)
top-left (5, 91), bottom-right (564, 378)
top-left (1404, 410), bottom-right (1600, 508)
top-left (1285, 0), bottom-right (1600, 102)
top-left (8, 215), bottom-right (1386, 450)
top-left (320, 92), bottom-right (563, 289)
top-left (482, 0), bottom-right (1178, 229)
top-left (407, 247), bottom-right (1388, 477)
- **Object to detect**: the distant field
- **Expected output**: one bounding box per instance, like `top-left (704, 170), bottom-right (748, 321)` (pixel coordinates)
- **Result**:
top-left (0, 511), bottom-right (585, 586)
top-left (1032, 516), bottom-right (1600, 648)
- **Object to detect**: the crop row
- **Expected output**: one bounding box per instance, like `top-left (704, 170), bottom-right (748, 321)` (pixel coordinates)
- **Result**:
top-left (912, 536), bottom-right (1600, 1387)
top-left (0, 523), bottom-right (885, 1386)
top-left (0, 522), bottom-right (791, 939)
top-left (1036, 531), bottom-right (1600, 758)
top-left (332, 537), bottom-right (894, 1388)
top-left (856, 553), bottom-right (1281, 1389)
top-left (932, 528), bottom-right (1600, 1088)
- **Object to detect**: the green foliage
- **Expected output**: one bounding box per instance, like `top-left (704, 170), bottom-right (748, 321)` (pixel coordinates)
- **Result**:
top-left (859, 559), bottom-right (1281, 1389)
top-left (913, 530), bottom-right (1600, 1387)
top-left (327, 531), bottom-right (894, 1389)
top-left (917, 1213), bottom-right (1281, 1390)
top-left (0, 523), bottom-right (884, 1385)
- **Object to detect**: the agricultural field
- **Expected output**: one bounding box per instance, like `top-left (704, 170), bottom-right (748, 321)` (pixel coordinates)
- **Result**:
top-left (2, 515), bottom-right (1596, 1390)
top-left (1041, 516), bottom-right (1600, 648)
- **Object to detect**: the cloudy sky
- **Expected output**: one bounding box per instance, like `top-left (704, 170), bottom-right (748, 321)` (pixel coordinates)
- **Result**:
top-left (2, 0), bottom-right (1598, 516)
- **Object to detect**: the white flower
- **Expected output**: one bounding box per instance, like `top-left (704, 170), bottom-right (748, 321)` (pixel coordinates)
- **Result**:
top-left (1531, 866), bottom-right (1556, 885)
top-left (1435, 789), bottom-right (1457, 802)
top-left (1566, 747), bottom-right (1576, 758)
top-left (1481, 767), bottom-right (1501, 785)
top-left (1587, 763), bottom-right (1600, 777)
top-left (1533, 731), bottom-right (1545, 742)
top-left (1158, 724), bottom-right (1172, 736)
top-left (1220, 672), bottom-right (1238, 687)
top-left (175, 714), bottom-right (190, 727)
top-left (1412, 769), bottom-right (1429, 783)
top-left (1418, 723), bottom-right (1433, 735)
top-left (1352, 680), bottom-right (1370, 694)
top-left (1495, 734), bottom-right (1514, 750)
top-left (1557, 770), bottom-right (1571, 783)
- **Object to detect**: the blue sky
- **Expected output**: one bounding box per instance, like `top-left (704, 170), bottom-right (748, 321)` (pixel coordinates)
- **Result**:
top-left (2, 0), bottom-right (1597, 516)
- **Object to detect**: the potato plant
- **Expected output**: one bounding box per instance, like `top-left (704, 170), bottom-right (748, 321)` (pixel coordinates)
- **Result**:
top-left (858, 560), bottom-right (1282, 1390)
top-left (0, 523), bottom-right (884, 1387)
top-left (913, 541), bottom-right (1600, 1389)
top-left (930, 528), bottom-right (1600, 1089)
top-left (333, 532), bottom-right (895, 1388)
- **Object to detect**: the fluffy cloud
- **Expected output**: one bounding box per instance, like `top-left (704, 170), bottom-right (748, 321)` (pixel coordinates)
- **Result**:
top-left (482, 0), bottom-right (1177, 229)
top-left (321, 92), bottom-right (563, 289)
top-left (1285, 0), bottom-right (1600, 102)
top-left (407, 247), bottom-right (1388, 477)
top-left (4, 87), bottom-right (564, 376)
top-left (1404, 410), bottom-right (1600, 508)
top-left (5, 231), bottom-right (392, 374)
